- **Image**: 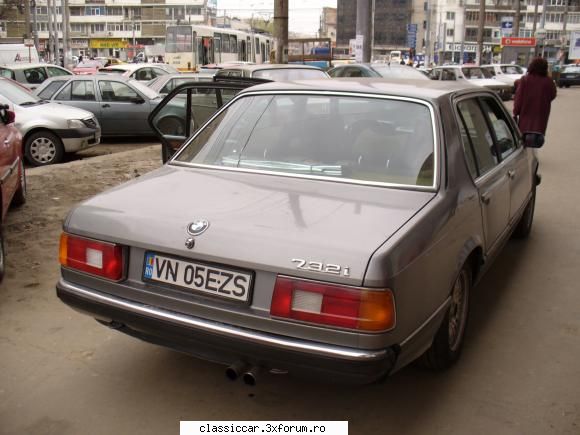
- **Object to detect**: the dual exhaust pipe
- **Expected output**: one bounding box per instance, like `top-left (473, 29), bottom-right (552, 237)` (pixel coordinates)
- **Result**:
top-left (225, 361), bottom-right (260, 386)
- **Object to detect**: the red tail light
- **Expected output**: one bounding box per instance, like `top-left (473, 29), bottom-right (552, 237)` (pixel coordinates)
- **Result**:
top-left (59, 233), bottom-right (125, 281)
top-left (270, 276), bottom-right (396, 332)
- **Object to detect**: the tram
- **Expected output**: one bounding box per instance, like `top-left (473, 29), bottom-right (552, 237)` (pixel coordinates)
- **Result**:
top-left (165, 24), bottom-right (273, 71)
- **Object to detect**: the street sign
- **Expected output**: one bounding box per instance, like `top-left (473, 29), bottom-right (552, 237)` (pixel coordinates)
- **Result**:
top-left (406, 23), bottom-right (418, 49)
top-left (501, 17), bottom-right (513, 37)
top-left (570, 31), bottom-right (580, 60)
top-left (501, 37), bottom-right (536, 47)
top-left (24, 39), bottom-right (34, 47)
top-left (355, 34), bottom-right (364, 62)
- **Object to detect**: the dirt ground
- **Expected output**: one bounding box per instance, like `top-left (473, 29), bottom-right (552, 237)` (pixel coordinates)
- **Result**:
top-left (3, 144), bottom-right (161, 298)
top-left (0, 92), bottom-right (579, 435)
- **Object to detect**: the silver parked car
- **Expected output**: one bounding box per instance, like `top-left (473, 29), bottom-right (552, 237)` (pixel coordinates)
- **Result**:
top-left (328, 63), bottom-right (430, 81)
top-left (0, 77), bottom-right (100, 166)
top-left (33, 76), bottom-right (175, 137)
top-left (0, 63), bottom-right (72, 90)
top-left (431, 65), bottom-right (513, 100)
top-left (57, 79), bottom-right (539, 384)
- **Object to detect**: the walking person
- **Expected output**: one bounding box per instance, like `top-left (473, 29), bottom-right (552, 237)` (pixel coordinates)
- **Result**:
top-left (513, 57), bottom-right (557, 148)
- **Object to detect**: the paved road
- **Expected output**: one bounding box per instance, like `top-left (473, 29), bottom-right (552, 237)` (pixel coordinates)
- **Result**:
top-left (1, 90), bottom-right (579, 435)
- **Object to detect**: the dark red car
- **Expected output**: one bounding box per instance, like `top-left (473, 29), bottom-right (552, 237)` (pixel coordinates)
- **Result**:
top-left (0, 103), bottom-right (26, 282)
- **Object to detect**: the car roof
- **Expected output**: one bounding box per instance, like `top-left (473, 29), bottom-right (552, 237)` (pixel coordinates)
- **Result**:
top-left (42, 74), bottom-right (134, 84)
top-left (100, 63), bottom-right (169, 72)
top-left (0, 63), bottom-right (68, 70)
top-left (221, 64), bottom-right (323, 72)
top-left (237, 78), bottom-right (482, 101)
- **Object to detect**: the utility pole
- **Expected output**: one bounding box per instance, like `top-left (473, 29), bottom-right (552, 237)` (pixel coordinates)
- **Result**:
top-left (476, 0), bottom-right (486, 65)
top-left (62, 0), bottom-right (70, 68)
top-left (425, 0), bottom-right (432, 66)
top-left (355, 0), bottom-right (372, 62)
top-left (32, 0), bottom-right (40, 53)
top-left (539, 0), bottom-right (548, 58)
top-left (513, 0), bottom-right (521, 37)
top-left (273, 0), bottom-right (288, 63)
top-left (23, 0), bottom-right (31, 38)
top-left (530, 0), bottom-right (539, 59)
top-left (559, 0), bottom-right (570, 68)
top-left (51, 0), bottom-right (60, 64)
top-left (47, 0), bottom-right (55, 62)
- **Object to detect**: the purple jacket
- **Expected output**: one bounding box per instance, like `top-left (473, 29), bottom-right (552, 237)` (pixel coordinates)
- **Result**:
top-left (513, 74), bottom-right (557, 135)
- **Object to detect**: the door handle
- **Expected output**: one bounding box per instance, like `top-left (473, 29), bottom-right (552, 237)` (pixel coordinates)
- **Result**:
top-left (508, 169), bottom-right (516, 179)
top-left (481, 193), bottom-right (491, 205)
top-left (102, 104), bottom-right (111, 108)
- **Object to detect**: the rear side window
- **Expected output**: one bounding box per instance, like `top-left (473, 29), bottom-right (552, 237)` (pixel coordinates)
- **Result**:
top-left (71, 81), bottom-right (96, 101)
top-left (38, 80), bottom-right (67, 99)
top-left (176, 94), bottom-right (436, 188)
top-left (457, 99), bottom-right (498, 177)
top-left (47, 67), bottom-right (71, 77)
top-left (479, 97), bottom-right (517, 160)
top-left (23, 67), bottom-right (48, 84)
top-left (0, 68), bottom-right (14, 79)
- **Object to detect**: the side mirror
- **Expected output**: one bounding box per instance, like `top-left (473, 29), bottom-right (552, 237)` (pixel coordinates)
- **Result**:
top-left (132, 96), bottom-right (145, 104)
top-left (0, 104), bottom-right (15, 124)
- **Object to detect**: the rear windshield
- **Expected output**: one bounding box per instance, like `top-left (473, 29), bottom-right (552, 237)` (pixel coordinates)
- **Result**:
top-left (562, 65), bottom-right (580, 73)
top-left (37, 80), bottom-right (67, 99)
top-left (252, 68), bottom-right (327, 80)
top-left (174, 94), bottom-right (435, 188)
top-left (462, 67), bottom-right (485, 79)
top-left (372, 66), bottom-right (429, 80)
top-left (500, 65), bottom-right (524, 74)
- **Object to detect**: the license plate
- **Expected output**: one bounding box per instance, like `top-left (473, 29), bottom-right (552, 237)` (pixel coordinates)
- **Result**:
top-left (143, 252), bottom-right (253, 302)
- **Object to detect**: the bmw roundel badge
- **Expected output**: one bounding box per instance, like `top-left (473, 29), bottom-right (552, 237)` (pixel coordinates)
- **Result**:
top-left (187, 219), bottom-right (210, 236)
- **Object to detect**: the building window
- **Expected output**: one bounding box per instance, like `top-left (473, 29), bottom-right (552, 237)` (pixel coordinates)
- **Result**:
top-left (446, 12), bottom-right (455, 20)
top-left (423, 20), bottom-right (427, 29)
top-left (447, 28), bottom-right (454, 37)
top-left (91, 24), bottom-right (105, 33)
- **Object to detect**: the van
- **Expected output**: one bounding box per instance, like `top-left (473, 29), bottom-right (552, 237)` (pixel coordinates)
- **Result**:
top-left (0, 44), bottom-right (40, 65)
top-left (389, 50), bottom-right (402, 63)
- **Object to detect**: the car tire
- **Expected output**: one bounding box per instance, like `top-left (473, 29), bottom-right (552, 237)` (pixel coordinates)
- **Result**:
top-left (565, 85), bottom-right (570, 88)
top-left (24, 131), bottom-right (65, 166)
top-left (420, 265), bottom-right (471, 371)
top-left (512, 187), bottom-right (536, 239)
top-left (11, 158), bottom-right (26, 207)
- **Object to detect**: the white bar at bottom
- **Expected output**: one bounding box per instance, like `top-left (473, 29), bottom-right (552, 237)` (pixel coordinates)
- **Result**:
top-left (181, 421), bottom-right (348, 435)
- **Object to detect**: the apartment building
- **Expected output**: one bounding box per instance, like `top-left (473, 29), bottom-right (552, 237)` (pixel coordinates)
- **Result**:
top-left (319, 6), bottom-right (337, 44)
top-left (0, 0), bottom-right (217, 59)
top-left (435, 0), bottom-right (579, 64)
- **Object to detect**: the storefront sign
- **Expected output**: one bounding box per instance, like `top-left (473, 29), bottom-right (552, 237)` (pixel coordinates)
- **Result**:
top-left (501, 37), bottom-right (536, 47)
top-left (89, 39), bottom-right (129, 49)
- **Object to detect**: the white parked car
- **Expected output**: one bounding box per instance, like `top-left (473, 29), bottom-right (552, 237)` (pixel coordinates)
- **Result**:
top-left (481, 64), bottom-right (524, 88)
top-left (431, 65), bottom-right (513, 100)
top-left (0, 78), bottom-right (100, 166)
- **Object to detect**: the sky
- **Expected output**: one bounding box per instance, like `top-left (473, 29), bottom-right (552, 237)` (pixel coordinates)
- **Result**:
top-left (216, 0), bottom-right (337, 36)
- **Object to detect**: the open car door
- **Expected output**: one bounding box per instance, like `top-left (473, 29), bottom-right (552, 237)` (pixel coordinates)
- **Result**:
top-left (148, 80), bottom-right (263, 162)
